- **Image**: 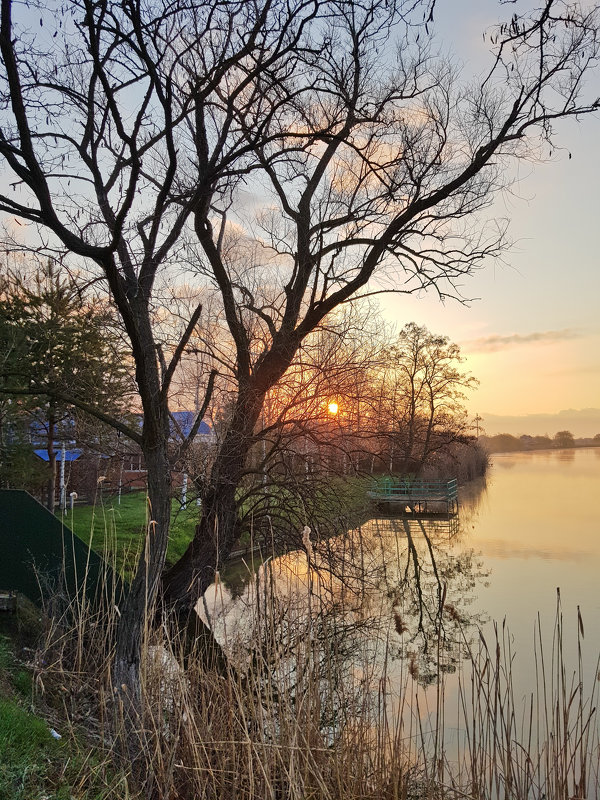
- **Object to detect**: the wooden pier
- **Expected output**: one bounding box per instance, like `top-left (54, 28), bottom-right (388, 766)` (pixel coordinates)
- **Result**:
top-left (367, 477), bottom-right (458, 518)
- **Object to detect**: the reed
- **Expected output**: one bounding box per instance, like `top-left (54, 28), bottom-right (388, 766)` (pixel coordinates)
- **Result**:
top-left (27, 539), bottom-right (600, 799)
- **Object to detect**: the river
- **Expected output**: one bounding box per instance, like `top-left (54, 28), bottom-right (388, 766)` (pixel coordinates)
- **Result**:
top-left (200, 447), bottom-right (600, 793)
top-left (460, 447), bottom-right (600, 669)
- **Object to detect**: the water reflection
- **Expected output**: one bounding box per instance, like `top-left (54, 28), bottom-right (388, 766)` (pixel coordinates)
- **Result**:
top-left (205, 447), bottom-right (600, 698)
top-left (203, 481), bottom-right (489, 694)
top-left (196, 449), bottom-right (600, 782)
top-left (555, 448), bottom-right (576, 462)
top-left (370, 517), bottom-right (488, 684)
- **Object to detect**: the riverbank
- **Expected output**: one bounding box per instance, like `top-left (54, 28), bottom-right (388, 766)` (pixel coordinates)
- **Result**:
top-left (3, 525), bottom-right (597, 799)
top-left (61, 442), bottom-right (488, 580)
top-left (59, 474), bottom-right (376, 579)
top-left (481, 432), bottom-right (600, 453)
top-left (9, 450), bottom-right (600, 798)
top-left (0, 596), bottom-right (127, 798)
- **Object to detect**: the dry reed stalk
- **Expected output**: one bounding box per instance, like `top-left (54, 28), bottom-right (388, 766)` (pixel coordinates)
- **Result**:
top-left (28, 517), bottom-right (600, 800)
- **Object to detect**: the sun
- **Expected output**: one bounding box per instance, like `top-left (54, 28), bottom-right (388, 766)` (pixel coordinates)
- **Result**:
top-left (327, 402), bottom-right (339, 415)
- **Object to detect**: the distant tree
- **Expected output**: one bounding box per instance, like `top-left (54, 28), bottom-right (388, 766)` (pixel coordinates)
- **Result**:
top-left (0, 262), bottom-right (132, 509)
top-left (480, 433), bottom-right (522, 453)
top-left (554, 430), bottom-right (575, 449)
top-left (381, 324), bottom-right (477, 475)
top-left (519, 434), bottom-right (554, 451)
top-left (531, 435), bottom-right (553, 449)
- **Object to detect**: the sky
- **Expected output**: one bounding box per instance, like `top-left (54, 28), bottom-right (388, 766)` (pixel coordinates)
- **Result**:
top-left (2, 1), bottom-right (598, 436)
top-left (378, 1), bottom-right (600, 435)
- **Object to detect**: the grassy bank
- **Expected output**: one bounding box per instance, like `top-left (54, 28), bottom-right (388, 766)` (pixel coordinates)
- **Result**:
top-left (0, 598), bottom-right (126, 799)
top-left (58, 492), bottom-right (199, 577)
top-left (59, 475), bottom-right (375, 579)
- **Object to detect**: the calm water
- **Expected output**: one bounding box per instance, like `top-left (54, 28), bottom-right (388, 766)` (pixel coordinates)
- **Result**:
top-left (462, 447), bottom-right (600, 656)
top-left (203, 447), bottom-right (600, 730)
top-left (196, 447), bottom-right (600, 788)
top-left (213, 447), bottom-right (600, 655)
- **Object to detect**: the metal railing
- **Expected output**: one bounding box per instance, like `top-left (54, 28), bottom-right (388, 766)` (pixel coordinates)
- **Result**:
top-left (369, 477), bottom-right (457, 500)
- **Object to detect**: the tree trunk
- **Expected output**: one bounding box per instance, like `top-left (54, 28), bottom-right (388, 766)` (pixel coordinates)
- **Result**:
top-left (162, 391), bottom-right (263, 610)
top-left (111, 439), bottom-right (171, 781)
top-left (106, 283), bottom-right (177, 692)
top-left (115, 440), bottom-right (170, 610)
top-left (162, 435), bottom-right (246, 608)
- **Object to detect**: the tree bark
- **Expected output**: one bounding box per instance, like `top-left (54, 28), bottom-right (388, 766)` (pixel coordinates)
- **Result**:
top-left (162, 434), bottom-right (248, 608)
top-left (162, 387), bottom-right (264, 609)
top-left (111, 304), bottom-right (173, 702)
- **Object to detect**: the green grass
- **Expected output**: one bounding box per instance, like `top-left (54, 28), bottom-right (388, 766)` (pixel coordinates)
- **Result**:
top-left (0, 696), bottom-right (62, 800)
top-left (0, 636), bottom-right (57, 800)
top-left (58, 475), bottom-right (374, 581)
top-left (0, 625), bottom-right (124, 800)
top-left (58, 491), bottom-right (199, 578)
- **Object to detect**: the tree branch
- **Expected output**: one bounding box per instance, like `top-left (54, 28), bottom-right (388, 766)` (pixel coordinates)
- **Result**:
top-left (0, 385), bottom-right (142, 445)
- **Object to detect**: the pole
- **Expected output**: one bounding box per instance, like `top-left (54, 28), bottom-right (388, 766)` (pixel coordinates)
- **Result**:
top-left (118, 456), bottom-right (124, 505)
top-left (59, 441), bottom-right (66, 512)
top-left (181, 472), bottom-right (188, 510)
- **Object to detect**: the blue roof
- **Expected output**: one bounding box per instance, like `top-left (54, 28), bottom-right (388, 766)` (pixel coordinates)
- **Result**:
top-left (34, 449), bottom-right (83, 462)
top-left (169, 411), bottom-right (211, 439)
top-left (28, 411), bottom-right (211, 453)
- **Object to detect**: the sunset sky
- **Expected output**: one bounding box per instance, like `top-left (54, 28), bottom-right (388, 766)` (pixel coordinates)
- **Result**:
top-left (379, 0), bottom-right (600, 434)
top-left (3, 1), bottom-right (598, 436)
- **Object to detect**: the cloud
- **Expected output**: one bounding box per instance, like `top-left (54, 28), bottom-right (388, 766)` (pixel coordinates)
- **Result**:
top-left (464, 328), bottom-right (582, 353)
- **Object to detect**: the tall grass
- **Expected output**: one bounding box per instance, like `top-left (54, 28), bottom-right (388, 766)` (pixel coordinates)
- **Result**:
top-left (447, 596), bottom-right (599, 799)
top-left (29, 537), bottom-right (600, 800)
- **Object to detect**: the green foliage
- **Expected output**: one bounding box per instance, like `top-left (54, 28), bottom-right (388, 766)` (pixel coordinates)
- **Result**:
top-left (0, 260), bottom-right (133, 495)
top-left (0, 434), bottom-right (48, 492)
top-left (0, 261), bottom-right (129, 407)
top-left (11, 670), bottom-right (32, 700)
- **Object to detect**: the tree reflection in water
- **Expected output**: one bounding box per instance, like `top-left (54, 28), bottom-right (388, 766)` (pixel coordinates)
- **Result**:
top-left (200, 494), bottom-right (489, 705)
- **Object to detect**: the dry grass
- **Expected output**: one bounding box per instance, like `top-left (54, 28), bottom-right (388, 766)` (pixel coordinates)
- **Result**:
top-left (28, 545), bottom-right (600, 800)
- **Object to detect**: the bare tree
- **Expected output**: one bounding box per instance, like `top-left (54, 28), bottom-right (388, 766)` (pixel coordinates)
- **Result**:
top-left (380, 322), bottom-right (477, 475)
top-left (0, 0), bottom-right (598, 698)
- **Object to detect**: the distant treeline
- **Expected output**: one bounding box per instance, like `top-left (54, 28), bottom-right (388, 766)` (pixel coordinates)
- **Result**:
top-left (480, 430), bottom-right (600, 454)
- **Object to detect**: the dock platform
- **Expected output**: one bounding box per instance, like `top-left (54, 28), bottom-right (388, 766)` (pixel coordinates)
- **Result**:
top-left (367, 477), bottom-right (458, 517)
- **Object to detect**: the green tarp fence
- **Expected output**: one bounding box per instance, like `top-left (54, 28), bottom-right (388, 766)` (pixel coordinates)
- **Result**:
top-left (0, 489), bottom-right (123, 606)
